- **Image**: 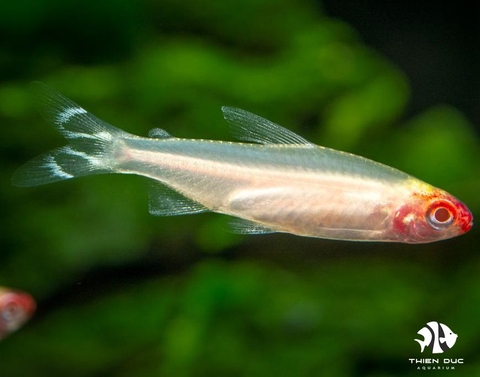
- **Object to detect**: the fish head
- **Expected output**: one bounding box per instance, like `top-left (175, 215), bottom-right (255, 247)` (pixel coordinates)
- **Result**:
top-left (392, 184), bottom-right (473, 243)
top-left (439, 323), bottom-right (458, 348)
top-left (0, 288), bottom-right (36, 339)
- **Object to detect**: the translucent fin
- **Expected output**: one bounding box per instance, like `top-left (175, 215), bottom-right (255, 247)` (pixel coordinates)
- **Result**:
top-left (229, 218), bottom-right (276, 234)
top-left (148, 182), bottom-right (208, 216)
top-left (221, 106), bottom-right (314, 146)
top-left (12, 146), bottom-right (111, 187)
top-left (148, 128), bottom-right (171, 138)
top-left (12, 82), bottom-right (131, 187)
top-left (30, 82), bottom-right (128, 143)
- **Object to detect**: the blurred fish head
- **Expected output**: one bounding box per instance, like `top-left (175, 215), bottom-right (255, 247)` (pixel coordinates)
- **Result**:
top-left (393, 184), bottom-right (473, 243)
top-left (0, 288), bottom-right (36, 339)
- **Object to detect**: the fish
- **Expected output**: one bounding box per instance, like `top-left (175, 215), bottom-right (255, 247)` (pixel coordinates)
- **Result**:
top-left (0, 287), bottom-right (36, 340)
top-left (12, 82), bottom-right (473, 243)
top-left (415, 321), bottom-right (458, 353)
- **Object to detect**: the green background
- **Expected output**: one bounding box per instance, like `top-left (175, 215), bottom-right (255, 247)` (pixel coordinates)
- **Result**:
top-left (0, 1), bottom-right (479, 376)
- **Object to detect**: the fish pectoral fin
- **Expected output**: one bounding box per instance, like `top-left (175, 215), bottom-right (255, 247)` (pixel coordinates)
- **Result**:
top-left (229, 218), bottom-right (277, 235)
top-left (228, 187), bottom-right (294, 213)
top-left (148, 182), bottom-right (208, 216)
top-left (221, 106), bottom-right (314, 146)
top-left (226, 188), bottom-right (292, 234)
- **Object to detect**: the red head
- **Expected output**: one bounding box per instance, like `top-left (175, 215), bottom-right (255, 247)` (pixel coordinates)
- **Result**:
top-left (0, 288), bottom-right (36, 340)
top-left (392, 187), bottom-right (473, 243)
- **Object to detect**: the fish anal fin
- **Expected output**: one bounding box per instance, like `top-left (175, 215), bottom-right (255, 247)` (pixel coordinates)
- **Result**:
top-left (229, 218), bottom-right (276, 235)
top-left (221, 106), bottom-right (314, 146)
top-left (149, 182), bottom-right (208, 216)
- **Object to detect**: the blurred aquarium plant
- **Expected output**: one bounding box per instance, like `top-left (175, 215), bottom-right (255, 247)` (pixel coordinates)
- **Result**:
top-left (0, 0), bottom-right (479, 376)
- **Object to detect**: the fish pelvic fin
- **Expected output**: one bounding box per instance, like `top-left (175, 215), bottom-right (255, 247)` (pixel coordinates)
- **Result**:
top-left (148, 182), bottom-right (208, 216)
top-left (12, 82), bottom-right (131, 187)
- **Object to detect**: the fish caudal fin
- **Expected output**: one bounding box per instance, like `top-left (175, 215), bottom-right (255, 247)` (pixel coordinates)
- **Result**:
top-left (414, 339), bottom-right (427, 353)
top-left (12, 82), bottom-right (130, 187)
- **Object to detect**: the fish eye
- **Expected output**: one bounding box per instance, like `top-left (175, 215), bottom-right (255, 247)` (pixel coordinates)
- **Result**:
top-left (426, 201), bottom-right (455, 230)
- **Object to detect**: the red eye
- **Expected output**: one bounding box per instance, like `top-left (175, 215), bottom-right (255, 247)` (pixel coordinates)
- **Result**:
top-left (433, 207), bottom-right (451, 222)
top-left (427, 201), bottom-right (456, 230)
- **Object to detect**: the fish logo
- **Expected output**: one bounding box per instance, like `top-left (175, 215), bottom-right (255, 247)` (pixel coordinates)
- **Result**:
top-left (414, 321), bottom-right (458, 354)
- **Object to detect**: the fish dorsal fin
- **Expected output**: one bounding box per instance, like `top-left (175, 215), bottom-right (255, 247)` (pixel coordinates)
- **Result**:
top-left (221, 106), bottom-right (313, 146)
top-left (229, 218), bottom-right (276, 235)
top-left (148, 128), bottom-right (172, 138)
top-left (149, 182), bottom-right (208, 216)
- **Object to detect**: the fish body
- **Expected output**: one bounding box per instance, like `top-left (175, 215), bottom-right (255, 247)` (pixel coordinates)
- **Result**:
top-left (13, 83), bottom-right (473, 243)
top-left (0, 287), bottom-right (36, 340)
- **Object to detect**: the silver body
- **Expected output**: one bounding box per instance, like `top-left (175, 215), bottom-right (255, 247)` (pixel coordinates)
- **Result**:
top-left (14, 83), bottom-right (472, 243)
top-left (115, 136), bottom-right (411, 241)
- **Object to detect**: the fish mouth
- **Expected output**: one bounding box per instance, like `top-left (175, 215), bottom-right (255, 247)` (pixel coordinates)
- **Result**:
top-left (457, 202), bottom-right (473, 233)
top-left (465, 219), bottom-right (473, 232)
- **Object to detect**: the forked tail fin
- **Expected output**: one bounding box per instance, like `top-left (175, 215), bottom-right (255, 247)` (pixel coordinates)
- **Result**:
top-left (414, 338), bottom-right (427, 353)
top-left (12, 82), bottom-right (130, 187)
